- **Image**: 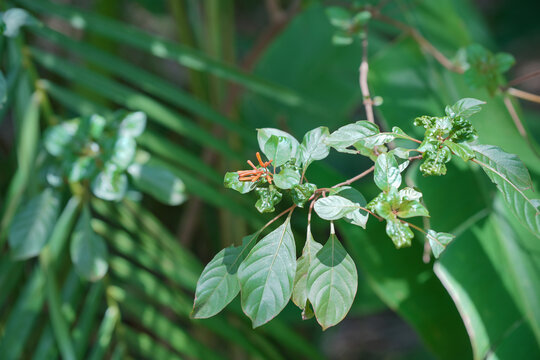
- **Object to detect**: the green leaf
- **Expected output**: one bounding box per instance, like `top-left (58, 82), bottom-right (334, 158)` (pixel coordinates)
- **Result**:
top-left (224, 172), bottom-right (256, 194)
top-left (43, 121), bottom-right (78, 157)
top-left (68, 156), bottom-right (95, 183)
top-left (374, 153), bottom-right (401, 192)
top-left (9, 189), bottom-right (61, 260)
top-left (314, 195), bottom-right (360, 221)
top-left (445, 141), bottom-right (475, 161)
top-left (292, 228), bottom-right (323, 310)
top-left (325, 7), bottom-right (352, 28)
top-left (299, 126), bottom-right (330, 167)
top-left (109, 136), bottom-right (136, 170)
top-left (70, 206), bottom-right (108, 281)
top-left (91, 165), bottom-right (128, 201)
top-left (264, 135), bottom-right (294, 168)
top-left (325, 121), bottom-right (379, 151)
top-left (335, 187), bottom-right (368, 228)
top-left (258, 129), bottom-right (299, 166)
top-left (1, 8), bottom-right (39, 37)
top-left (119, 111), bottom-right (146, 138)
top-left (495, 53), bottom-right (515, 74)
top-left (89, 114), bottom-right (106, 139)
top-left (331, 32), bottom-right (353, 46)
top-left (128, 162), bottom-right (186, 205)
top-left (291, 183), bottom-right (317, 208)
top-left (385, 220), bottom-right (413, 248)
top-left (445, 98), bottom-right (485, 118)
top-left (192, 233), bottom-right (259, 318)
top-left (471, 144), bottom-right (539, 237)
top-left (427, 230), bottom-right (455, 258)
top-left (238, 217), bottom-right (296, 328)
top-left (398, 187), bottom-right (423, 201)
top-left (255, 187), bottom-right (282, 213)
top-left (273, 167), bottom-right (301, 190)
top-left (307, 231), bottom-right (357, 330)
top-left (396, 200), bottom-right (429, 218)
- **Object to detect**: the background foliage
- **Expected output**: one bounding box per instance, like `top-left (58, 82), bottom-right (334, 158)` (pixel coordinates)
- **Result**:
top-left (0, 0), bottom-right (539, 359)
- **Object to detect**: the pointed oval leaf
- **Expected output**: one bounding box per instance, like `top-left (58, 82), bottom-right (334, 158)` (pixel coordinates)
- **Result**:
top-left (9, 188), bottom-right (61, 260)
top-left (299, 126), bottom-right (330, 167)
top-left (325, 121), bottom-right (379, 150)
top-left (374, 153), bottom-right (401, 192)
top-left (445, 98), bottom-right (485, 118)
top-left (273, 167), bottom-right (301, 190)
top-left (263, 135), bottom-right (294, 167)
top-left (427, 230), bottom-right (455, 258)
top-left (238, 218), bottom-right (296, 328)
top-left (70, 206), bottom-right (108, 281)
top-left (119, 111), bottom-right (146, 138)
top-left (192, 233), bottom-right (259, 318)
top-left (292, 229), bottom-right (323, 310)
top-left (314, 195), bottom-right (359, 221)
top-left (307, 233), bottom-right (358, 330)
top-left (257, 128), bottom-right (299, 165)
top-left (128, 162), bottom-right (186, 205)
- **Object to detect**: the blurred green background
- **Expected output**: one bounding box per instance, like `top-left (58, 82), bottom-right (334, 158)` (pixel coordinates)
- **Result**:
top-left (0, 0), bottom-right (539, 359)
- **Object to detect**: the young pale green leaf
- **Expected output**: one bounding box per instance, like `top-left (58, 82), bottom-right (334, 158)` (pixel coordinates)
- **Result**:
top-left (1, 8), bottom-right (39, 37)
top-left (128, 162), bottom-right (187, 205)
top-left (9, 188), bottom-right (61, 260)
top-left (445, 141), bottom-right (475, 161)
top-left (314, 195), bottom-right (360, 221)
top-left (44, 121), bottom-right (78, 157)
top-left (91, 165), bottom-right (128, 201)
top-left (238, 217), bottom-right (296, 328)
top-left (335, 187), bottom-right (368, 228)
top-left (68, 156), bottom-right (95, 182)
top-left (224, 172), bottom-right (256, 194)
top-left (299, 127), bottom-right (330, 167)
top-left (325, 7), bottom-right (352, 28)
top-left (71, 206), bottom-right (108, 281)
top-left (471, 144), bottom-right (539, 237)
top-left (385, 220), bottom-right (413, 248)
top-left (325, 121), bottom-right (379, 151)
top-left (109, 136), bottom-right (136, 170)
top-left (332, 32), bottom-right (354, 46)
top-left (396, 200), bottom-right (429, 218)
top-left (398, 187), bottom-right (423, 201)
top-left (374, 153), bottom-right (401, 192)
top-left (307, 232), bottom-right (358, 330)
top-left (302, 301), bottom-right (315, 320)
top-left (89, 114), bottom-right (106, 138)
top-left (445, 98), bottom-right (485, 119)
top-left (257, 128), bottom-right (299, 164)
top-left (255, 187), bottom-right (282, 213)
top-left (427, 230), bottom-right (455, 258)
top-left (273, 167), bottom-right (301, 189)
top-left (119, 111), bottom-right (146, 138)
top-left (263, 135), bottom-right (294, 167)
top-left (291, 183), bottom-right (317, 208)
top-left (192, 232), bottom-right (259, 318)
top-left (292, 228), bottom-right (323, 310)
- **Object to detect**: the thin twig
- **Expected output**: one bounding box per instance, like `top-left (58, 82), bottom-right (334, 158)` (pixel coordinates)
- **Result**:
top-left (372, 13), bottom-right (464, 74)
top-left (506, 69), bottom-right (540, 88)
top-left (507, 87), bottom-right (540, 104)
top-left (260, 204), bottom-right (296, 232)
top-left (360, 31), bottom-right (375, 123)
top-left (332, 165), bottom-right (375, 188)
top-left (502, 96), bottom-right (540, 159)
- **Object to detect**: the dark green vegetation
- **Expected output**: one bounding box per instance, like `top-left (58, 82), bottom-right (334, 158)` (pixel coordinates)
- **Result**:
top-left (0, 1), bottom-right (539, 359)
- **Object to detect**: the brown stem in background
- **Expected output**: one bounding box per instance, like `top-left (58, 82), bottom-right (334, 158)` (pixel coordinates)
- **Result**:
top-left (507, 87), bottom-right (540, 104)
top-left (360, 31), bottom-right (375, 123)
top-left (372, 13), bottom-right (464, 74)
top-left (332, 165), bottom-right (375, 188)
top-left (506, 69), bottom-right (540, 88)
top-left (502, 96), bottom-right (540, 158)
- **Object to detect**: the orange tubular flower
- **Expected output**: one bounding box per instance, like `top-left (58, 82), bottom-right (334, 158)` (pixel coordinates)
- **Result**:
top-left (236, 152), bottom-right (273, 183)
